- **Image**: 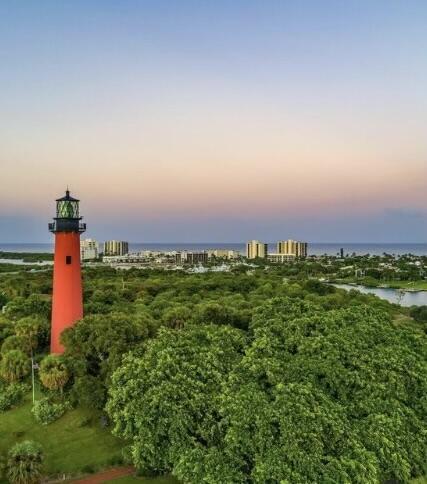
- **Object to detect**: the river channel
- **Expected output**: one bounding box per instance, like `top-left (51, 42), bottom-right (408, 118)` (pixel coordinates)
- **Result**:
top-left (333, 283), bottom-right (427, 307)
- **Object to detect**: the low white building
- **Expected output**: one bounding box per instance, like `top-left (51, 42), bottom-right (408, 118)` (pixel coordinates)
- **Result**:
top-left (208, 249), bottom-right (240, 259)
top-left (267, 253), bottom-right (296, 263)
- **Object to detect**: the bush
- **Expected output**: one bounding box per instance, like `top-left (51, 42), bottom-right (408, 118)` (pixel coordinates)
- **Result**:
top-left (31, 398), bottom-right (69, 425)
top-left (0, 350), bottom-right (30, 383)
top-left (107, 455), bottom-right (124, 466)
top-left (39, 355), bottom-right (69, 392)
top-left (0, 382), bottom-right (26, 412)
top-left (7, 440), bottom-right (43, 484)
top-left (81, 464), bottom-right (95, 474)
top-left (409, 305), bottom-right (427, 325)
top-left (70, 375), bottom-right (106, 409)
top-left (1, 336), bottom-right (28, 355)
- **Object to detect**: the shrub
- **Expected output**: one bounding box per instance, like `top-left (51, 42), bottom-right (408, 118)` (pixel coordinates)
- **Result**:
top-left (0, 350), bottom-right (30, 383)
top-left (39, 355), bottom-right (69, 392)
top-left (0, 382), bottom-right (26, 412)
top-left (1, 336), bottom-right (28, 355)
top-left (70, 375), bottom-right (106, 409)
top-left (7, 440), bottom-right (43, 484)
top-left (31, 398), bottom-right (69, 425)
top-left (81, 464), bottom-right (95, 474)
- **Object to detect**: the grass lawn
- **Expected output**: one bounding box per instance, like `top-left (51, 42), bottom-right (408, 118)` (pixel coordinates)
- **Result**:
top-left (0, 394), bottom-right (123, 480)
top-left (338, 278), bottom-right (427, 291)
top-left (382, 280), bottom-right (427, 291)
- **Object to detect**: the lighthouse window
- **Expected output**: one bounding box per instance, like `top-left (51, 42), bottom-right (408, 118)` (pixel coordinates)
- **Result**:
top-left (66, 256), bottom-right (72, 265)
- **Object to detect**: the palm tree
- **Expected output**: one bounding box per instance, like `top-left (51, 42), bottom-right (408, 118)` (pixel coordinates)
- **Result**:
top-left (7, 441), bottom-right (43, 484)
top-left (39, 355), bottom-right (69, 392)
top-left (0, 350), bottom-right (29, 383)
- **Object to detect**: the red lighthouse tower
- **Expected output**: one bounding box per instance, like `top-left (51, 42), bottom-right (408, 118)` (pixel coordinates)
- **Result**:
top-left (49, 190), bottom-right (86, 354)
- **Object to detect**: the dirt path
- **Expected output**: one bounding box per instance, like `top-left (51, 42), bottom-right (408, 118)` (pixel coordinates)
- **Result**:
top-left (71, 466), bottom-right (135, 483)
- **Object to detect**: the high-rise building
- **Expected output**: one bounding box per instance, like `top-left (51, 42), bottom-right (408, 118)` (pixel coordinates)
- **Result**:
top-left (49, 190), bottom-right (86, 354)
top-left (246, 240), bottom-right (268, 259)
top-left (80, 238), bottom-right (99, 261)
top-left (103, 240), bottom-right (129, 256)
top-left (277, 239), bottom-right (308, 258)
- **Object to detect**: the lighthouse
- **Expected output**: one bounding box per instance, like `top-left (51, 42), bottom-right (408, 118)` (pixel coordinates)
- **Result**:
top-left (49, 190), bottom-right (86, 354)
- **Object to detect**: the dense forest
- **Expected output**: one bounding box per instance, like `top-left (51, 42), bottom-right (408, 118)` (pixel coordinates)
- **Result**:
top-left (0, 265), bottom-right (426, 483)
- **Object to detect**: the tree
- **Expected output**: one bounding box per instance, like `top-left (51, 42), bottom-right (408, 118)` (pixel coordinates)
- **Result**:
top-left (4, 295), bottom-right (50, 320)
top-left (70, 375), bottom-right (106, 409)
top-left (162, 305), bottom-right (192, 329)
top-left (179, 298), bottom-right (427, 483)
top-left (1, 335), bottom-right (28, 355)
top-left (0, 291), bottom-right (8, 309)
top-left (409, 305), bottom-right (427, 328)
top-left (7, 440), bottom-right (43, 484)
top-left (39, 355), bottom-right (69, 392)
top-left (107, 324), bottom-right (245, 474)
top-left (61, 312), bottom-right (155, 383)
top-left (14, 316), bottom-right (49, 351)
top-left (0, 350), bottom-right (30, 383)
top-left (194, 302), bottom-right (248, 329)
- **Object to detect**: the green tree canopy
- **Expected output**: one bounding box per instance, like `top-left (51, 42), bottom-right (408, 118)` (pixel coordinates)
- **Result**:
top-left (184, 298), bottom-right (427, 483)
top-left (107, 324), bottom-right (246, 474)
top-left (62, 312), bottom-right (156, 383)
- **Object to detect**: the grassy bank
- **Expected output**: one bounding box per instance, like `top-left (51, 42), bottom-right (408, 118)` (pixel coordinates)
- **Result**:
top-left (333, 277), bottom-right (427, 291)
top-left (0, 396), bottom-right (122, 481)
top-left (0, 395), bottom-right (179, 483)
top-left (0, 251), bottom-right (53, 263)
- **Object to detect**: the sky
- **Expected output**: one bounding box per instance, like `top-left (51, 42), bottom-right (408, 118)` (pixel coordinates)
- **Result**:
top-left (1, 0), bottom-right (426, 243)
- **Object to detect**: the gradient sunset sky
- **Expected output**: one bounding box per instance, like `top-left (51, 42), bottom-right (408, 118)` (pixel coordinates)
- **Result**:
top-left (1, 1), bottom-right (426, 243)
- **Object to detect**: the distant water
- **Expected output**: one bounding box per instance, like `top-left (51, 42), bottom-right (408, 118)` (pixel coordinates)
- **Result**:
top-left (333, 283), bottom-right (427, 307)
top-left (0, 242), bottom-right (426, 256)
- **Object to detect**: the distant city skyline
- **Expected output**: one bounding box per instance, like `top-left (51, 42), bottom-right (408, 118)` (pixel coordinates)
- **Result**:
top-left (1, 1), bottom-right (426, 242)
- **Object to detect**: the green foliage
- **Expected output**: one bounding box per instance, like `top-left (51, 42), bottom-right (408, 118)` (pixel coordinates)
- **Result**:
top-left (0, 291), bottom-right (8, 309)
top-left (14, 316), bottom-right (49, 351)
top-left (31, 398), bottom-right (69, 425)
top-left (39, 355), bottom-right (69, 392)
top-left (1, 335), bottom-right (28, 354)
top-left (0, 349), bottom-right (30, 383)
top-left (7, 440), bottom-right (43, 484)
top-left (161, 305), bottom-right (192, 329)
top-left (107, 324), bottom-right (246, 474)
top-left (186, 298), bottom-right (426, 483)
top-left (4, 294), bottom-right (50, 320)
top-left (410, 305), bottom-right (427, 327)
top-left (70, 375), bottom-right (106, 409)
top-left (1, 399), bottom-right (123, 477)
top-left (62, 312), bottom-right (155, 383)
top-left (194, 301), bottom-right (249, 329)
top-left (0, 382), bottom-right (26, 411)
top-left (107, 297), bottom-right (427, 483)
top-left (2, 258), bottom-right (426, 482)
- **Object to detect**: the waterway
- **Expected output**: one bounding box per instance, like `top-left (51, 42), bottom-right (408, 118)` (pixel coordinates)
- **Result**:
top-left (333, 283), bottom-right (427, 307)
top-left (0, 258), bottom-right (53, 266)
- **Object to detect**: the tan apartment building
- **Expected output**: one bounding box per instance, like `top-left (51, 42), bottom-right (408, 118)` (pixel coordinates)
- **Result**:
top-left (277, 239), bottom-right (308, 257)
top-left (103, 240), bottom-right (129, 256)
top-left (246, 240), bottom-right (268, 259)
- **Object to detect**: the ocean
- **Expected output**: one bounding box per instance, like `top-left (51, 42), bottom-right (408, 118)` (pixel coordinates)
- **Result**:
top-left (1, 242), bottom-right (427, 256)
